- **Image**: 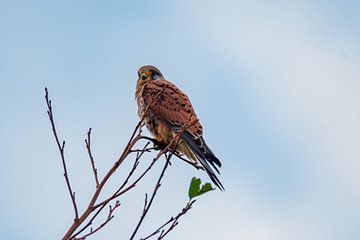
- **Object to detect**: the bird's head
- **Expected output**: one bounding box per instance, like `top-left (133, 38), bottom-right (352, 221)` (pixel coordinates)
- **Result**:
top-left (137, 65), bottom-right (163, 81)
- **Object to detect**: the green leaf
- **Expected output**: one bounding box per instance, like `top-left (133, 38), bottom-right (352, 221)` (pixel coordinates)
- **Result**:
top-left (188, 177), bottom-right (214, 200)
top-left (188, 177), bottom-right (201, 199)
top-left (200, 183), bottom-right (213, 194)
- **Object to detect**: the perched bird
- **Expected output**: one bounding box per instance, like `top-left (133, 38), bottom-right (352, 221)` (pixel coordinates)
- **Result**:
top-left (135, 65), bottom-right (224, 190)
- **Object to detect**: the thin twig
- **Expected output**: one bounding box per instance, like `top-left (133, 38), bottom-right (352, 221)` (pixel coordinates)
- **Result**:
top-left (85, 128), bottom-right (100, 188)
top-left (67, 133), bottom-right (142, 240)
top-left (141, 200), bottom-right (196, 240)
top-left (92, 145), bottom-right (157, 210)
top-left (130, 119), bottom-right (198, 240)
top-left (45, 87), bottom-right (79, 221)
top-left (46, 86), bottom-right (195, 240)
top-left (115, 142), bottom-right (152, 195)
top-left (157, 200), bottom-right (196, 239)
top-left (129, 152), bottom-right (172, 240)
top-left (61, 88), bottom-right (166, 240)
top-left (77, 200), bottom-right (121, 240)
top-left (72, 141), bottom-right (153, 238)
top-left (137, 136), bottom-right (203, 170)
top-left (129, 128), bottom-right (185, 240)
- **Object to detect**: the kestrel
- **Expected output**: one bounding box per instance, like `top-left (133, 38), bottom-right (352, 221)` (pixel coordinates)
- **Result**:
top-left (135, 65), bottom-right (224, 190)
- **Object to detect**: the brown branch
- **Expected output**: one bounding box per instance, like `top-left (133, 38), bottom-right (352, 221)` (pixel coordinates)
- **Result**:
top-left (157, 200), bottom-right (196, 239)
top-left (92, 143), bottom-right (158, 210)
top-left (64, 88), bottom-right (165, 239)
top-left (129, 128), bottom-right (185, 240)
top-left (77, 200), bottom-right (121, 240)
top-left (129, 151), bottom-right (173, 240)
top-left (114, 141), bottom-right (152, 196)
top-left (64, 131), bottom-right (142, 240)
top-left (45, 88), bottom-right (144, 240)
top-left (141, 200), bottom-right (196, 240)
top-left (85, 128), bottom-right (99, 188)
top-left (45, 87), bottom-right (79, 221)
top-left (137, 136), bottom-right (203, 170)
top-left (68, 134), bottom-right (162, 239)
top-left (44, 87), bottom-right (166, 240)
top-left (46, 86), bottom-right (199, 240)
top-left (71, 141), bottom-right (154, 239)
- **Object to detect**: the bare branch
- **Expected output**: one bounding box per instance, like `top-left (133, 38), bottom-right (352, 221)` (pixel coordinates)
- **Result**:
top-left (133, 119), bottom-right (201, 240)
top-left (129, 128), bottom-right (185, 240)
top-left (141, 200), bottom-right (196, 240)
top-left (46, 87), bottom-right (200, 240)
top-left (85, 128), bottom-right (99, 188)
top-left (77, 200), bottom-right (121, 240)
top-left (129, 152), bottom-right (172, 240)
top-left (92, 143), bottom-right (158, 210)
top-left (64, 132), bottom-right (142, 240)
top-left (157, 200), bottom-right (196, 239)
top-left (71, 141), bottom-right (154, 239)
top-left (45, 87), bottom-right (79, 221)
top-left (57, 87), bottom-right (166, 240)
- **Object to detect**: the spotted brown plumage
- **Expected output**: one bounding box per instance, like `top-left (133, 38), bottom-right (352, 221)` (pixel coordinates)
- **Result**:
top-left (135, 65), bottom-right (224, 190)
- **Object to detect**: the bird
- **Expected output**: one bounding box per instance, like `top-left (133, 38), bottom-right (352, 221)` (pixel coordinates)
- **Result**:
top-left (135, 65), bottom-right (224, 190)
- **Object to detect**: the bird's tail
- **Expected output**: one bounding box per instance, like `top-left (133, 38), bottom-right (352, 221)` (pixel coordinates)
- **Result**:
top-left (181, 132), bottom-right (224, 191)
top-left (177, 142), bottom-right (204, 169)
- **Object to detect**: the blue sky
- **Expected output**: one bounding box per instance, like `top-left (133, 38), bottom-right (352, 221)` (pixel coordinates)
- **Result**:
top-left (1, 0), bottom-right (360, 239)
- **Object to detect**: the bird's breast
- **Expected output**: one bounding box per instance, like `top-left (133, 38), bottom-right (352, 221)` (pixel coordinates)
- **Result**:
top-left (135, 85), bottom-right (171, 144)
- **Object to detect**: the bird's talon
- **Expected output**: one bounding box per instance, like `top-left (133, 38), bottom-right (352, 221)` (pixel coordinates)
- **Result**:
top-left (153, 141), bottom-right (167, 150)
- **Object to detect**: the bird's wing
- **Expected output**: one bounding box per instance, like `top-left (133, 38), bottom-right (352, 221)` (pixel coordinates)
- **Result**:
top-left (142, 79), bottom-right (202, 137)
top-left (143, 79), bottom-right (224, 190)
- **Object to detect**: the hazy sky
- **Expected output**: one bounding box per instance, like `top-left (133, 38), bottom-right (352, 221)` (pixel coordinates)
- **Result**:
top-left (1, 1), bottom-right (360, 239)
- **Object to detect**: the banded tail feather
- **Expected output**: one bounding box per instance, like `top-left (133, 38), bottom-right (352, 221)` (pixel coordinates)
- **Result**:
top-left (182, 132), bottom-right (224, 191)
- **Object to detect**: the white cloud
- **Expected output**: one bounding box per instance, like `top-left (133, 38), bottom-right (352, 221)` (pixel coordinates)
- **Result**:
top-left (178, 1), bottom-right (360, 239)
top-left (187, 0), bottom-right (360, 189)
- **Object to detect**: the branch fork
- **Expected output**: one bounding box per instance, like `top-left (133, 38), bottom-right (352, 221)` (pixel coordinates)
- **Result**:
top-left (45, 88), bottom-right (199, 240)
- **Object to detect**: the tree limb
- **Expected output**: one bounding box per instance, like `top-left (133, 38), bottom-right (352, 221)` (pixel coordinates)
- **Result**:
top-left (85, 128), bottom-right (99, 188)
top-left (45, 87), bottom-right (79, 221)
